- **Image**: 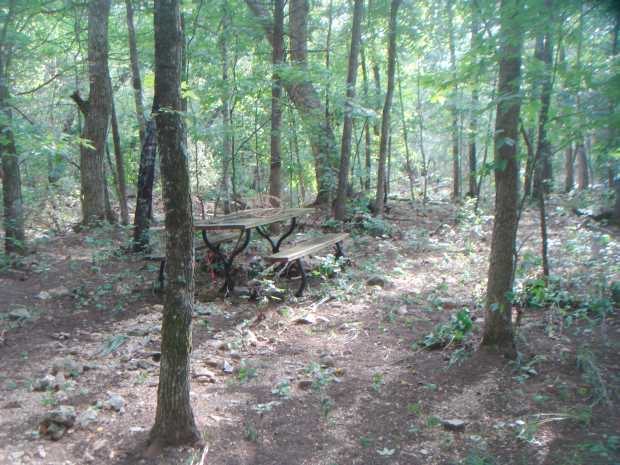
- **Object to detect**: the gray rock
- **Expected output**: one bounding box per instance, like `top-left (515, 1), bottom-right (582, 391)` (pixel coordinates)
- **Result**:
top-left (43, 405), bottom-right (76, 428)
top-left (397, 307), bottom-right (408, 316)
top-left (37, 291), bottom-right (52, 300)
top-left (8, 307), bottom-right (31, 321)
top-left (233, 286), bottom-right (251, 298)
top-left (222, 360), bottom-right (234, 374)
top-left (192, 368), bottom-right (216, 383)
top-left (441, 418), bottom-right (466, 432)
top-left (243, 329), bottom-right (258, 346)
top-left (32, 374), bottom-right (59, 392)
top-left (52, 357), bottom-right (83, 377)
top-left (77, 407), bottom-right (98, 428)
top-left (105, 393), bottom-right (125, 412)
top-left (321, 357), bottom-right (336, 368)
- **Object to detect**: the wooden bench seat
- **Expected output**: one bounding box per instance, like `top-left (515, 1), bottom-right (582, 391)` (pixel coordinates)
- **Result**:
top-left (265, 233), bottom-right (349, 296)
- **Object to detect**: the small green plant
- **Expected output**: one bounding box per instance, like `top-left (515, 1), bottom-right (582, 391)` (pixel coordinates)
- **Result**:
top-left (510, 353), bottom-right (546, 383)
top-left (421, 308), bottom-right (473, 349)
top-left (271, 380), bottom-right (291, 399)
top-left (244, 423), bottom-right (258, 442)
top-left (237, 361), bottom-right (257, 383)
top-left (371, 373), bottom-right (384, 392)
top-left (359, 435), bottom-right (374, 448)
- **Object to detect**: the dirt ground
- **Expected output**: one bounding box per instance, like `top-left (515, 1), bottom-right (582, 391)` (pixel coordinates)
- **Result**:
top-left (1, 197), bottom-right (619, 465)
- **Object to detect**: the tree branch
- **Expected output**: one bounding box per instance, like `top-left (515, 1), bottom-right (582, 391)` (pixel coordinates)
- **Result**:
top-left (70, 90), bottom-right (89, 116)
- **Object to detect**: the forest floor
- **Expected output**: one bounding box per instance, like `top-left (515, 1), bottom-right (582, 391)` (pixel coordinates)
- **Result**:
top-left (0, 194), bottom-right (619, 465)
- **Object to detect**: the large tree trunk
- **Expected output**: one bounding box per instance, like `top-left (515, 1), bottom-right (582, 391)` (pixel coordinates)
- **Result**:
top-left (244, 0), bottom-right (338, 204)
top-left (334, 0), bottom-right (364, 221)
top-left (78, 0), bottom-right (113, 226)
top-left (481, 0), bottom-right (524, 359)
top-left (149, 0), bottom-right (200, 449)
top-left (447, 0), bottom-right (460, 201)
top-left (361, 46), bottom-right (372, 191)
top-left (125, 0), bottom-right (146, 146)
top-left (564, 144), bottom-right (574, 193)
top-left (269, 0), bottom-right (284, 207)
top-left (374, 0), bottom-right (401, 216)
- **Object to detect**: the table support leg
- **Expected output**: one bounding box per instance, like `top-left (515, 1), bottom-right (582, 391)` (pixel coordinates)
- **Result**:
top-left (202, 229), bottom-right (251, 295)
top-left (295, 258), bottom-right (307, 297)
top-left (256, 217), bottom-right (297, 253)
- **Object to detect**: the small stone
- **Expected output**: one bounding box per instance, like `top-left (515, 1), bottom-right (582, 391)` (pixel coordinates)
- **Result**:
top-left (129, 426), bottom-right (146, 433)
top-left (2, 400), bottom-right (22, 409)
top-left (48, 286), bottom-right (71, 298)
top-left (230, 351), bottom-right (242, 360)
top-left (232, 286), bottom-right (251, 298)
top-left (193, 368), bottom-right (216, 383)
top-left (298, 380), bottom-right (313, 390)
top-left (420, 449), bottom-right (429, 456)
top-left (366, 275), bottom-right (389, 288)
top-left (33, 374), bottom-right (58, 392)
top-left (295, 314), bottom-right (317, 325)
top-left (51, 332), bottom-right (70, 341)
top-left (40, 405), bottom-right (76, 439)
top-left (105, 393), bottom-right (125, 412)
top-left (397, 307), bottom-right (408, 316)
top-left (8, 307), bottom-right (31, 321)
top-left (441, 419), bottom-right (466, 432)
top-left (77, 407), bottom-right (98, 428)
top-left (37, 291), bottom-right (52, 300)
top-left (243, 329), bottom-right (258, 346)
top-left (37, 446), bottom-right (46, 458)
top-left (222, 361), bottom-right (234, 374)
top-left (52, 357), bottom-right (83, 377)
top-left (320, 357), bottom-right (336, 368)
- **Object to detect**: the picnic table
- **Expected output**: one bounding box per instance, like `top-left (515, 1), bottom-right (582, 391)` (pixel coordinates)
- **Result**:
top-left (194, 208), bottom-right (315, 294)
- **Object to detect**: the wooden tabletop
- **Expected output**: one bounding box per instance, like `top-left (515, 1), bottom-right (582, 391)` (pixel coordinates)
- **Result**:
top-left (193, 208), bottom-right (315, 231)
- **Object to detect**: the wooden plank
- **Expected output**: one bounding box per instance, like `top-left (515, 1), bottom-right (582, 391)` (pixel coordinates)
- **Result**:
top-left (148, 232), bottom-right (238, 260)
top-left (194, 208), bottom-right (315, 231)
top-left (266, 233), bottom-right (349, 262)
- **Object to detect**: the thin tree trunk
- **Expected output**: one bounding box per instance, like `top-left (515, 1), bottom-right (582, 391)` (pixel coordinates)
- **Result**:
top-left (220, 1), bottom-right (232, 214)
top-left (416, 58), bottom-right (428, 203)
top-left (334, 0), bottom-right (364, 221)
top-left (481, 0), bottom-right (524, 359)
top-left (564, 144), bottom-right (574, 193)
top-left (575, 1), bottom-right (588, 191)
top-left (361, 46), bottom-right (372, 191)
top-left (397, 59), bottom-right (415, 201)
top-left (132, 117), bottom-right (157, 252)
top-left (125, 0), bottom-right (146, 146)
top-left (149, 0), bottom-right (200, 450)
top-left (244, 0), bottom-right (337, 204)
top-left (467, 9), bottom-right (480, 198)
top-left (447, 0), bottom-right (460, 201)
top-left (324, 0), bottom-right (333, 130)
top-left (110, 98), bottom-right (129, 225)
top-left (269, 0), bottom-right (284, 207)
top-left (374, 0), bottom-right (401, 216)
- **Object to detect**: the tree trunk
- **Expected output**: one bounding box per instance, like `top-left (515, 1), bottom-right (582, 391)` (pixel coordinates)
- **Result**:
top-left (78, 0), bottom-right (113, 226)
top-left (269, 0), bottom-right (284, 207)
top-left (361, 46), bottom-right (372, 191)
top-left (564, 144), bottom-right (574, 193)
top-left (220, 2), bottom-right (232, 214)
top-left (0, 2), bottom-right (24, 256)
top-left (397, 60), bottom-right (415, 202)
top-left (374, 0), bottom-right (401, 216)
top-left (575, 2), bottom-right (588, 192)
top-left (481, 0), bottom-right (524, 359)
top-left (132, 117), bottom-right (157, 252)
top-left (467, 9), bottom-right (480, 198)
top-left (244, 0), bottom-right (338, 204)
top-left (447, 0), bottom-right (460, 201)
top-left (576, 142), bottom-right (589, 190)
top-left (125, 0), bottom-right (146, 146)
top-left (110, 97), bottom-right (129, 225)
top-left (416, 58), bottom-right (428, 203)
top-left (149, 0), bottom-right (200, 449)
top-left (334, 0), bottom-right (364, 221)
top-left (532, 16), bottom-right (554, 198)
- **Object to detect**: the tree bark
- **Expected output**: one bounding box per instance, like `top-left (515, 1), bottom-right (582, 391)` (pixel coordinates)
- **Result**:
top-left (397, 59), bottom-right (415, 202)
top-left (149, 0), bottom-right (200, 449)
top-left (361, 46), bottom-right (372, 191)
top-left (132, 117), bottom-right (157, 252)
top-left (334, 0), bottom-right (364, 221)
top-left (0, 1), bottom-right (24, 256)
top-left (374, 0), bottom-right (401, 216)
top-left (532, 15), bottom-right (554, 198)
top-left (125, 0), bottom-right (146, 146)
top-left (219, 1), bottom-right (232, 214)
top-left (110, 97), bottom-right (129, 225)
top-left (575, 2), bottom-right (588, 191)
top-left (78, 0), bottom-right (113, 226)
top-left (269, 0), bottom-right (284, 207)
top-left (481, 0), bottom-right (524, 359)
top-left (564, 144), bottom-right (574, 193)
top-left (467, 9), bottom-right (480, 198)
top-left (447, 0), bottom-right (460, 201)
top-left (244, 0), bottom-right (338, 204)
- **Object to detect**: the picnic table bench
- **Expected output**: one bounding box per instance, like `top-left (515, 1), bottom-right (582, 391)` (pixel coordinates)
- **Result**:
top-left (266, 232), bottom-right (349, 296)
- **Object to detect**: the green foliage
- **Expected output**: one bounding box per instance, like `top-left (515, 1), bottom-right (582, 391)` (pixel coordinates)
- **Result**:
top-left (576, 348), bottom-right (610, 406)
top-left (510, 353), bottom-right (546, 384)
top-left (421, 308), bottom-right (473, 349)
